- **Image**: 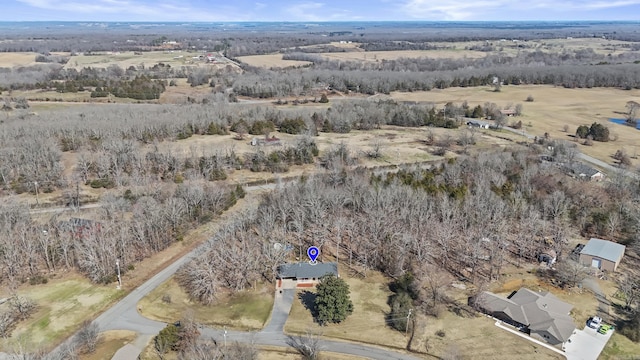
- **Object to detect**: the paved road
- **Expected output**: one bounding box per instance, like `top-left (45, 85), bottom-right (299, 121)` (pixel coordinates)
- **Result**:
top-left (200, 327), bottom-right (419, 360)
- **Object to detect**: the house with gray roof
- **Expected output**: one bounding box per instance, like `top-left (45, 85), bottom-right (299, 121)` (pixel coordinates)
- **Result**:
top-left (277, 262), bottom-right (338, 289)
top-left (579, 238), bottom-right (626, 272)
top-left (565, 162), bottom-right (605, 181)
top-left (479, 288), bottom-right (576, 347)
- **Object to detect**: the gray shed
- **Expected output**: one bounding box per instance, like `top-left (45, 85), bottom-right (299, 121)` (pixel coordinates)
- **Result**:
top-left (579, 238), bottom-right (625, 272)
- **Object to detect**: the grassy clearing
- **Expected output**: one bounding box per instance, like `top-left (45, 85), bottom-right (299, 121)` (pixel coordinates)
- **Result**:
top-left (138, 277), bottom-right (274, 331)
top-left (79, 330), bottom-right (137, 360)
top-left (0, 273), bottom-right (121, 352)
top-left (390, 85), bottom-right (640, 168)
top-left (0, 52), bottom-right (39, 67)
top-left (236, 54), bottom-right (312, 68)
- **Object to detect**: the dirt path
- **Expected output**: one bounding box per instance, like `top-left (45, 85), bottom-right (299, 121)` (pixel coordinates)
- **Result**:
top-left (582, 277), bottom-right (611, 320)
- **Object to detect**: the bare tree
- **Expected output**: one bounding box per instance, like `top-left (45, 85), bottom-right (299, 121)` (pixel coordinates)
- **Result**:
top-left (74, 320), bottom-right (100, 354)
top-left (286, 331), bottom-right (321, 360)
top-left (617, 273), bottom-right (640, 310)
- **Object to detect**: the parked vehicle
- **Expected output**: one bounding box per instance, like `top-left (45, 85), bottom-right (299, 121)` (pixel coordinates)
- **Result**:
top-left (598, 324), bottom-right (611, 334)
top-left (589, 316), bottom-right (602, 329)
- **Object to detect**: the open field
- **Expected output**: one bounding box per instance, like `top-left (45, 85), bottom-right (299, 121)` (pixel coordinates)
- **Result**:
top-left (391, 85), bottom-right (640, 168)
top-left (63, 51), bottom-right (231, 70)
top-left (320, 49), bottom-right (487, 62)
top-left (0, 52), bottom-right (39, 67)
top-left (237, 54), bottom-right (312, 68)
top-left (79, 330), bottom-right (137, 360)
top-left (237, 37), bottom-right (640, 66)
top-left (0, 273), bottom-right (121, 352)
top-left (138, 277), bottom-right (274, 331)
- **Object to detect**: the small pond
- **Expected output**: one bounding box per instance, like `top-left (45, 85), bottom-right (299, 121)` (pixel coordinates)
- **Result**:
top-left (609, 118), bottom-right (640, 130)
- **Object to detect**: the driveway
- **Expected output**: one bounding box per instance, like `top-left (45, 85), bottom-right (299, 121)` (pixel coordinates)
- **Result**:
top-left (564, 326), bottom-right (613, 360)
top-left (261, 289), bottom-right (295, 334)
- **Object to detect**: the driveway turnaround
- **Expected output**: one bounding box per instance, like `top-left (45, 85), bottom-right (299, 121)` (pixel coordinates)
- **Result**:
top-left (564, 326), bottom-right (613, 360)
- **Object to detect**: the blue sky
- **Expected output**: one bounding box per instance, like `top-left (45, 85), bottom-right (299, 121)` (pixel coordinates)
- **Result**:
top-left (3, 0), bottom-right (640, 21)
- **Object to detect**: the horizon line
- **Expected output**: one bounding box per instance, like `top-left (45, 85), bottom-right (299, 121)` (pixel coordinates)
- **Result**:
top-left (1, 20), bottom-right (639, 23)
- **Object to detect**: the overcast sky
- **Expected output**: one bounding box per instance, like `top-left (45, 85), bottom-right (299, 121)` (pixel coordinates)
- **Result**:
top-left (3, 0), bottom-right (640, 21)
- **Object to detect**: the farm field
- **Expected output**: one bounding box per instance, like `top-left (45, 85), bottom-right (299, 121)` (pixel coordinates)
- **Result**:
top-left (390, 85), bottom-right (640, 168)
top-left (320, 49), bottom-right (487, 62)
top-left (62, 51), bottom-right (232, 70)
top-left (0, 52), bottom-right (40, 67)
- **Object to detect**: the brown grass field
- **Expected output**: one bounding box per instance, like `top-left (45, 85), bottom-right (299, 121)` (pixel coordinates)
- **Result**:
top-left (0, 273), bottom-right (120, 352)
top-left (63, 51), bottom-right (230, 70)
top-left (137, 277), bottom-right (274, 331)
top-left (390, 85), bottom-right (640, 168)
top-left (0, 52), bottom-right (40, 67)
top-left (320, 49), bottom-right (487, 62)
top-left (236, 54), bottom-right (312, 68)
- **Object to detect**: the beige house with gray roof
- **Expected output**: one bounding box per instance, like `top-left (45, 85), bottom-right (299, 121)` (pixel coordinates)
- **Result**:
top-left (479, 288), bottom-right (576, 347)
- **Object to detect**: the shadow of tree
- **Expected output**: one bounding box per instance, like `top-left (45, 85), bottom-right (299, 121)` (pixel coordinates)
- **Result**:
top-left (298, 290), bottom-right (318, 319)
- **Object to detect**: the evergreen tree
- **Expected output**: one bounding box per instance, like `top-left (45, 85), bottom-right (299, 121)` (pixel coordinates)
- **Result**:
top-left (315, 274), bottom-right (353, 325)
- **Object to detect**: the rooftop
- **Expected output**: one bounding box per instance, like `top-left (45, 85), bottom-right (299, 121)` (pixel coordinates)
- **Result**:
top-left (277, 262), bottom-right (338, 279)
top-left (481, 288), bottom-right (575, 342)
top-left (580, 238), bottom-right (626, 263)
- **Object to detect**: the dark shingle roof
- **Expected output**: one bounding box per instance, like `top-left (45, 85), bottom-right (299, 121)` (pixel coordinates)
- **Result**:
top-left (481, 288), bottom-right (575, 342)
top-left (277, 262), bottom-right (338, 279)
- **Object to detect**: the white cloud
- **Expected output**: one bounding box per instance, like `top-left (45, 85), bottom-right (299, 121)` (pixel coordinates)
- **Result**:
top-left (16, 0), bottom-right (235, 21)
top-left (285, 2), bottom-right (325, 21)
top-left (400, 0), bottom-right (640, 20)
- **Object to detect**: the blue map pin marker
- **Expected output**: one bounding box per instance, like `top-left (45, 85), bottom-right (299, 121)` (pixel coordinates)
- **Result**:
top-left (307, 246), bottom-right (319, 264)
